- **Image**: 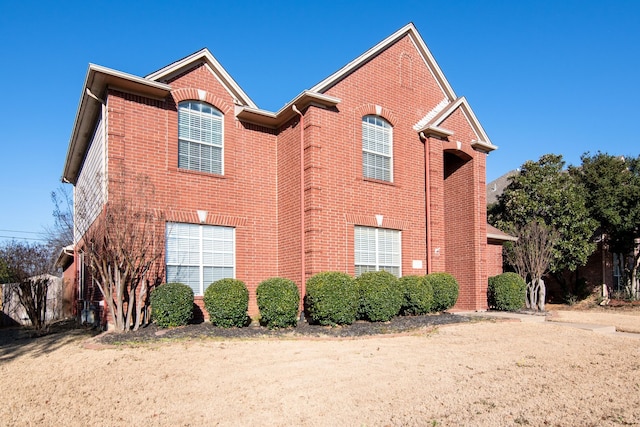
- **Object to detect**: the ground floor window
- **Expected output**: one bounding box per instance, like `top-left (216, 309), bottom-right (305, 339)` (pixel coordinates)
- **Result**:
top-left (165, 222), bottom-right (235, 295)
top-left (355, 226), bottom-right (401, 277)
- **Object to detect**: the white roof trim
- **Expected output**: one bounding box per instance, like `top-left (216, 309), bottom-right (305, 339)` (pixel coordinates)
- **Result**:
top-left (431, 97), bottom-right (497, 152)
top-left (310, 23), bottom-right (456, 101)
top-left (419, 124), bottom-right (454, 138)
top-left (413, 98), bottom-right (450, 131)
top-left (235, 90), bottom-right (340, 128)
top-left (487, 232), bottom-right (518, 242)
top-left (90, 64), bottom-right (172, 93)
top-left (63, 64), bottom-right (173, 183)
top-left (145, 48), bottom-right (257, 109)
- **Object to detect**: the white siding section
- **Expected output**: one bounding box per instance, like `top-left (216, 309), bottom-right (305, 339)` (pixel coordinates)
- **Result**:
top-left (74, 109), bottom-right (106, 242)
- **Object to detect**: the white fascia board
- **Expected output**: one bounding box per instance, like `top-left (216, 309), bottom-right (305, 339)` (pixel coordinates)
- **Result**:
top-left (431, 97), bottom-right (496, 152)
top-left (236, 91), bottom-right (340, 128)
top-left (310, 23), bottom-right (456, 101)
top-left (276, 91), bottom-right (341, 115)
top-left (89, 64), bottom-right (172, 94)
top-left (63, 64), bottom-right (172, 183)
top-left (407, 26), bottom-right (456, 101)
top-left (418, 124), bottom-right (454, 138)
top-left (145, 48), bottom-right (257, 109)
top-left (487, 232), bottom-right (518, 242)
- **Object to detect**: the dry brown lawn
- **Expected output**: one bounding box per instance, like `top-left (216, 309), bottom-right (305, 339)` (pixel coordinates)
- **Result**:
top-left (1, 308), bottom-right (639, 426)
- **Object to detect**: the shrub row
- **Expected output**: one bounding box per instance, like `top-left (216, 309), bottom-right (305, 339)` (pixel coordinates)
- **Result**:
top-left (151, 277), bottom-right (299, 329)
top-left (305, 271), bottom-right (459, 326)
top-left (151, 271), bottom-right (460, 329)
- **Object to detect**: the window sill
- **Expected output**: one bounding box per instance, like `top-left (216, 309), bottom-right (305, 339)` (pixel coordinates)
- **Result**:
top-left (175, 168), bottom-right (228, 180)
top-left (362, 177), bottom-right (397, 187)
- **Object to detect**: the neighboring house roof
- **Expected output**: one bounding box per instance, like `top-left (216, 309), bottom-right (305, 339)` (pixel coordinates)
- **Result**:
top-left (485, 171), bottom-right (518, 243)
top-left (62, 22), bottom-right (496, 184)
top-left (487, 224), bottom-right (517, 243)
top-left (486, 170), bottom-right (518, 205)
top-left (55, 245), bottom-right (74, 270)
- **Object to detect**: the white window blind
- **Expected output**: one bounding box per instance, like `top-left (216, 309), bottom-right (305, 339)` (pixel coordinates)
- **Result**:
top-left (166, 222), bottom-right (234, 295)
top-left (362, 115), bottom-right (392, 182)
top-left (355, 226), bottom-right (401, 277)
top-left (178, 101), bottom-right (223, 174)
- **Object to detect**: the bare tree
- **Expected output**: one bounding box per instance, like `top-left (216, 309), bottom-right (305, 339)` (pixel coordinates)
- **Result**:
top-left (77, 174), bottom-right (165, 332)
top-left (0, 241), bottom-right (53, 329)
top-left (43, 184), bottom-right (74, 254)
top-left (504, 220), bottom-right (557, 311)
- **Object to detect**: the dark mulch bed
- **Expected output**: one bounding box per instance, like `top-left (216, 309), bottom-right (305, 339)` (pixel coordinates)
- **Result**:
top-left (96, 313), bottom-right (469, 345)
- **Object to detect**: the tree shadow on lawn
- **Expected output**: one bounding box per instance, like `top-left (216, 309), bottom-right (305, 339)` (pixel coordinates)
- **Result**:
top-left (0, 313), bottom-right (475, 352)
top-left (0, 319), bottom-right (101, 363)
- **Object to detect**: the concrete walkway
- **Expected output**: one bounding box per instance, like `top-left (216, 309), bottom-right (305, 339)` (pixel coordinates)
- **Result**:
top-left (454, 311), bottom-right (640, 339)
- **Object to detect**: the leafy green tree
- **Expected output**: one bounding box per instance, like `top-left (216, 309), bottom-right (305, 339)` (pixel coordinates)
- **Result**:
top-left (490, 154), bottom-right (597, 308)
top-left (571, 152), bottom-right (640, 297)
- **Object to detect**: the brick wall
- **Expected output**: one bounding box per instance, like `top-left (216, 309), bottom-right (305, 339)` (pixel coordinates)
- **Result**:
top-left (105, 63), bottom-right (279, 317)
top-left (486, 242), bottom-right (505, 279)
top-left (72, 31), bottom-right (494, 321)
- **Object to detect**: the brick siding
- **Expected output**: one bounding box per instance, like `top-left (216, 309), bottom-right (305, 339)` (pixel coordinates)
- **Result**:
top-left (69, 29), bottom-right (495, 323)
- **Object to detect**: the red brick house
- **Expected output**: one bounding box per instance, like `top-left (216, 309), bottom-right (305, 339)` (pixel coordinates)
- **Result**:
top-left (62, 23), bottom-right (501, 323)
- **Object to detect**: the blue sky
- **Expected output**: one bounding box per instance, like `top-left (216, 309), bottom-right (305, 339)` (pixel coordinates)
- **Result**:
top-left (1, 0), bottom-right (638, 242)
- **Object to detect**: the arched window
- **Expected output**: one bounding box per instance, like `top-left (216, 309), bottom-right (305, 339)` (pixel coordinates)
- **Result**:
top-left (362, 115), bottom-right (392, 182)
top-left (178, 101), bottom-right (223, 174)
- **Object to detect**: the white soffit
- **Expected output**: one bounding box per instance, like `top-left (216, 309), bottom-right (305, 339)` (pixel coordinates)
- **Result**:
top-left (63, 64), bottom-right (172, 183)
top-left (235, 91), bottom-right (341, 128)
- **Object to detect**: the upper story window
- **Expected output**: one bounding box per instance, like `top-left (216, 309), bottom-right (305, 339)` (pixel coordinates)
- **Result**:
top-left (178, 101), bottom-right (223, 174)
top-left (362, 115), bottom-right (392, 182)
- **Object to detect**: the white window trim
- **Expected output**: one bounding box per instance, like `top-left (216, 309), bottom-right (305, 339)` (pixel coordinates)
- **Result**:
top-left (165, 222), bottom-right (235, 295)
top-left (355, 226), bottom-right (401, 277)
top-left (178, 101), bottom-right (225, 175)
top-left (362, 115), bottom-right (393, 182)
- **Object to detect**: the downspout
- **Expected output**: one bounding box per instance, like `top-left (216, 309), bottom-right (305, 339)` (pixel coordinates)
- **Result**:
top-left (420, 132), bottom-right (432, 273)
top-left (292, 105), bottom-right (306, 316)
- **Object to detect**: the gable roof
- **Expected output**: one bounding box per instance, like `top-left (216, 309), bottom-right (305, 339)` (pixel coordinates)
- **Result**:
top-left (145, 48), bottom-right (257, 109)
top-left (63, 23), bottom-right (496, 183)
top-left (310, 23), bottom-right (456, 101)
top-left (417, 96), bottom-right (497, 152)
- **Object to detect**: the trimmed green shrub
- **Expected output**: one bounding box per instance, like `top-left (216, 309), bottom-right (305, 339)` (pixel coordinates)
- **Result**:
top-left (203, 278), bottom-right (249, 328)
top-left (488, 272), bottom-right (526, 311)
top-left (355, 271), bottom-right (402, 322)
top-left (257, 277), bottom-right (300, 329)
top-left (428, 273), bottom-right (459, 312)
top-left (305, 272), bottom-right (358, 326)
top-left (150, 282), bottom-right (194, 328)
top-left (400, 275), bottom-right (433, 315)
